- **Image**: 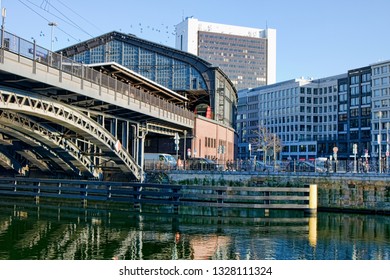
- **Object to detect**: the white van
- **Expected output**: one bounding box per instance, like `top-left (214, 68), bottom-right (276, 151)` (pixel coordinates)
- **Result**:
top-left (144, 153), bottom-right (177, 170)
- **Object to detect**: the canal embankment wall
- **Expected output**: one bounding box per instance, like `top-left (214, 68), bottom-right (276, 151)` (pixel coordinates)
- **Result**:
top-left (166, 171), bottom-right (390, 214)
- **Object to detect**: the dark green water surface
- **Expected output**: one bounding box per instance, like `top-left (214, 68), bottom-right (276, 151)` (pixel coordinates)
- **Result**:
top-left (0, 198), bottom-right (389, 260)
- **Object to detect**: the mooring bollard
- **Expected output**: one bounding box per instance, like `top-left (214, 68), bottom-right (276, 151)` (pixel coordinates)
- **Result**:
top-left (306, 184), bottom-right (317, 216)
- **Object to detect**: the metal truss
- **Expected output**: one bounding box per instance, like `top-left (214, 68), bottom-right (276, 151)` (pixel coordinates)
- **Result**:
top-left (0, 124), bottom-right (75, 173)
top-left (0, 148), bottom-right (22, 171)
top-left (0, 110), bottom-right (94, 176)
top-left (0, 88), bottom-right (141, 180)
top-left (147, 122), bottom-right (184, 136)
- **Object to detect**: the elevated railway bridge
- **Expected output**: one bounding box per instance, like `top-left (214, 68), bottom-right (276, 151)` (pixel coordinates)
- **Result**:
top-left (0, 31), bottom-right (194, 181)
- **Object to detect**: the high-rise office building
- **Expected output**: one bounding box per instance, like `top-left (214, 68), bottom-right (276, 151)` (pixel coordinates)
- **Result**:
top-left (175, 17), bottom-right (276, 90)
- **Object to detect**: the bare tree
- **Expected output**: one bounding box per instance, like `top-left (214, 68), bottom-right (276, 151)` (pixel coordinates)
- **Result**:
top-left (249, 124), bottom-right (282, 164)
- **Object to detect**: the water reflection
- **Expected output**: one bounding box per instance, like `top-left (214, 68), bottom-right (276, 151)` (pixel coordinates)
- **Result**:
top-left (0, 199), bottom-right (389, 260)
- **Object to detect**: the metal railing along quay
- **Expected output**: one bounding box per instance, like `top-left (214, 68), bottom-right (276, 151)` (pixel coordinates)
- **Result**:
top-left (0, 177), bottom-right (317, 215)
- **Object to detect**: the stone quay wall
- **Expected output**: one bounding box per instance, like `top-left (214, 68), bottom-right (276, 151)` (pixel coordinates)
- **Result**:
top-left (166, 171), bottom-right (390, 214)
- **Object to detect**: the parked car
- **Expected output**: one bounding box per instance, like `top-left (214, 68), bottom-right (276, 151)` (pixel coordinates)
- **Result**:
top-left (238, 160), bottom-right (273, 172)
top-left (254, 161), bottom-right (274, 172)
top-left (187, 157), bottom-right (221, 171)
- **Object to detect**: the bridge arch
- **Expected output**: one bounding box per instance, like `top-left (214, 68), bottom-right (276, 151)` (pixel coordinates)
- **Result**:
top-left (0, 123), bottom-right (75, 174)
top-left (0, 149), bottom-right (22, 172)
top-left (0, 87), bottom-right (141, 180)
top-left (0, 110), bottom-right (95, 176)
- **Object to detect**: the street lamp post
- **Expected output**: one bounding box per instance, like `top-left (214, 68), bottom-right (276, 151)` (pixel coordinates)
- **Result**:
top-left (48, 22), bottom-right (57, 52)
top-left (1, 7), bottom-right (6, 49)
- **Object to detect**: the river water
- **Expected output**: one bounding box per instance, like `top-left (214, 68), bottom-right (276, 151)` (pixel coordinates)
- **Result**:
top-left (0, 198), bottom-right (389, 260)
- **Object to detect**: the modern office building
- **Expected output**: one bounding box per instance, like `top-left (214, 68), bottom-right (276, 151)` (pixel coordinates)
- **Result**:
top-left (336, 66), bottom-right (372, 159)
top-left (59, 31), bottom-right (237, 162)
top-left (175, 17), bottom-right (276, 90)
top-left (237, 75), bottom-right (344, 161)
top-left (370, 60), bottom-right (390, 161)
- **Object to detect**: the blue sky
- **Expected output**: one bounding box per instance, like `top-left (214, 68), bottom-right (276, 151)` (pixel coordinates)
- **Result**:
top-left (2, 0), bottom-right (390, 82)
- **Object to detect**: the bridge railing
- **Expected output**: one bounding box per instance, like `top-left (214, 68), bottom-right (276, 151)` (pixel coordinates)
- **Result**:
top-left (1, 31), bottom-right (194, 121)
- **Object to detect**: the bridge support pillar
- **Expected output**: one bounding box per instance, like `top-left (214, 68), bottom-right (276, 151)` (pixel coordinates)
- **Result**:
top-left (138, 126), bottom-right (148, 183)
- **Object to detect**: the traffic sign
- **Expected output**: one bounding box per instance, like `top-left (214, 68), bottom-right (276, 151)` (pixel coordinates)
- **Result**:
top-left (353, 144), bottom-right (357, 155)
top-left (174, 133), bottom-right (180, 144)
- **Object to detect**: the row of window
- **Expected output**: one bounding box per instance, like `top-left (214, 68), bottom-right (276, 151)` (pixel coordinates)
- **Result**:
top-left (299, 96), bottom-right (337, 104)
top-left (205, 137), bottom-right (216, 148)
top-left (300, 86), bottom-right (337, 95)
top-left (373, 65), bottom-right (389, 75)
top-left (350, 73), bottom-right (371, 84)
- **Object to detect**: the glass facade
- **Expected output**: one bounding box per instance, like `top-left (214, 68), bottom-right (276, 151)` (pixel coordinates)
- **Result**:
top-left (70, 40), bottom-right (207, 92)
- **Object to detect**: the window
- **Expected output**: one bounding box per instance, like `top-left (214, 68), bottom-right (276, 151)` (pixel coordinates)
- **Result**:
top-left (351, 76), bottom-right (360, 84)
top-left (362, 84), bottom-right (371, 93)
top-left (351, 108), bottom-right (359, 116)
top-left (361, 107), bottom-right (371, 116)
top-left (362, 73), bottom-right (371, 82)
top-left (350, 119), bottom-right (359, 128)
top-left (291, 146), bottom-right (297, 152)
top-left (338, 114), bottom-right (347, 121)
top-left (351, 86), bottom-right (360, 95)
top-left (339, 104), bottom-right (347, 112)
top-left (351, 97), bottom-right (360, 106)
top-left (339, 84), bottom-right (348, 92)
top-left (339, 93), bottom-right (347, 102)
top-left (362, 95), bottom-right (371, 105)
top-left (308, 145), bottom-right (316, 152)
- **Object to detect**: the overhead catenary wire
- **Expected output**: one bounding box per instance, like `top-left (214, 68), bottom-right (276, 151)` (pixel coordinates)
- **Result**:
top-left (17, 0), bottom-right (80, 42)
top-left (56, 0), bottom-right (104, 34)
top-left (16, 0), bottom-right (176, 48)
top-left (41, 0), bottom-right (96, 38)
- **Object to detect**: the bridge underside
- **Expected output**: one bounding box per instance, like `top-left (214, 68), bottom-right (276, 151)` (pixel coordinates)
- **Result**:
top-left (0, 85), bottom-right (188, 181)
top-left (0, 79), bottom-right (189, 181)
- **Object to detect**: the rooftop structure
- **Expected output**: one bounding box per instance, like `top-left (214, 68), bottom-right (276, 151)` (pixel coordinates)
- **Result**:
top-left (175, 17), bottom-right (276, 90)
